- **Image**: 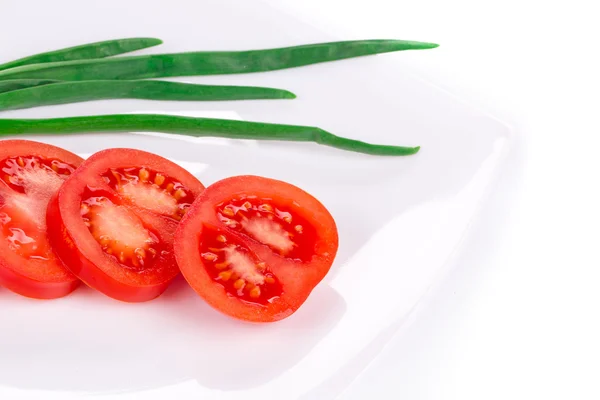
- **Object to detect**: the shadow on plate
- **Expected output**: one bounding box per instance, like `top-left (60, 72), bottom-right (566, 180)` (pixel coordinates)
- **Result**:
top-left (0, 276), bottom-right (346, 393)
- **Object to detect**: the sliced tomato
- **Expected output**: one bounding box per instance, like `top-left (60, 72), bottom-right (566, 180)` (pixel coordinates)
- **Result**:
top-left (174, 175), bottom-right (338, 322)
top-left (0, 140), bottom-right (83, 299)
top-left (47, 148), bottom-right (205, 302)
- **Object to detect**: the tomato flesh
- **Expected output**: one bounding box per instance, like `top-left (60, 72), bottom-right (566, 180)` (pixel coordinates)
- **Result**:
top-left (0, 141), bottom-right (82, 299)
top-left (47, 149), bottom-right (205, 302)
top-left (175, 175), bottom-right (338, 322)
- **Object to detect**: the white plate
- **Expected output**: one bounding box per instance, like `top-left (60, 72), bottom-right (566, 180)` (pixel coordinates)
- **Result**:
top-left (0, 1), bottom-right (512, 399)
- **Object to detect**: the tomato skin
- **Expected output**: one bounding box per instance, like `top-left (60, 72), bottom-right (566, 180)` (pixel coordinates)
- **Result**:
top-left (175, 175), bottom-right (338, 323)
top-left (46, 148), bottom-right (205, 303)
top-left (0, 140), bottom-right (82, 299)
top-left (0, 262), bottom-right (80, 300)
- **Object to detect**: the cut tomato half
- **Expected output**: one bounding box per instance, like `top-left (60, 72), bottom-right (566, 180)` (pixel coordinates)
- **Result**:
top-left (174, 175), bottom-right (338, 322)
top-left (47, 148), bottom-right (205, 302)
top-left (0, 140), bottom-right (83, 299)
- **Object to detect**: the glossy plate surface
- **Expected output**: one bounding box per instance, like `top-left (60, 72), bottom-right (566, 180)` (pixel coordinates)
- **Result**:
top-left (0, 0), bottom-right (512, 398)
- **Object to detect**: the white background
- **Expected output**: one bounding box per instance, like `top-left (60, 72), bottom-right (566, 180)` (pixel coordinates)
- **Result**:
top-left (0, 1), bottom-right (598, 399)
top-left (267, 0), bottom-right (600, 399)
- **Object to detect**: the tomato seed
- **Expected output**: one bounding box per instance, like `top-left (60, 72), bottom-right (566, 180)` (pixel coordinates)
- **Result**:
top-left (216, 234), bottom-right (227, 243)
top-left (233, 278), bottom-right (245, 290)
top-left (219, 270), bottom-right (232, 281)
top-left (174, 189), bottom-right (187, 200)
top-left (139, 168), bottom-right (150, 182)
top-left (202, 252), bottom-right (218, 261)
top-left (154, 174), bottom-right (165, 186)
top-left (260, 203), bottom-right (272, 212)
top-left (215, 261), bottom-right (230, 269)
top-left (249, 286), bottom-right (261, 298)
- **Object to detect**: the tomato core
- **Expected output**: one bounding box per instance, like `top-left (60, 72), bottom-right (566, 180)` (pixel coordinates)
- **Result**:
top-left (74, 166), bottom-right (195, 272)
top-left (1, 155), bottom-right (76, 260)
top-left (216, 197), bottom-right (317, 262)
top-left (200, 227), bottom-right (283, 305)
top-left (102, 167), bottom-right (192, 220)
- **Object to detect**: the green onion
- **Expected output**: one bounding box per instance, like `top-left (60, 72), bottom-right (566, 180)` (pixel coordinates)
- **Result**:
top-left (0, 38), bottom-right (163, 72)
top-left (0, 114), bottom-right (420, 156)
top-left (0, 80), bottom-right (296, 111)
top-left (0, 39), bottom-right (438, 81)
top-left (0, 79), bottom-right (61, 94)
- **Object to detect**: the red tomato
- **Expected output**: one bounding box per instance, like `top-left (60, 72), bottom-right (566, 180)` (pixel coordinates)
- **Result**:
top-left (47, 148), bottom-right (205, 302)
top-left (174, 175), bottom-right (338, 322)
top-left (0, 140), bottom-right (82, 299)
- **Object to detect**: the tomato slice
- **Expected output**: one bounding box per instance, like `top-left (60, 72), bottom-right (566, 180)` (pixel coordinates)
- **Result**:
top-left (174, 175), bottom-right (338, 322)
top-left (47, 149), bottom-right (205, 302)
top-left (0, 140), bottom-right (83, 299)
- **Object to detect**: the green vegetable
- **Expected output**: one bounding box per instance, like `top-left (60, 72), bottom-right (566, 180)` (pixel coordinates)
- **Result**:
top-left (0, 39), bottom-right (438, 81)
top-left (0, 114), bottom-right (420, 156)
top-left (0, 38), bottom-right (163, 72)
top-left (0, 80), bottom-right (296, 111)
top-left (0, 79), bottom-right (61, 94)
